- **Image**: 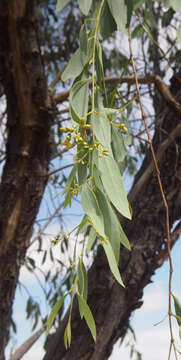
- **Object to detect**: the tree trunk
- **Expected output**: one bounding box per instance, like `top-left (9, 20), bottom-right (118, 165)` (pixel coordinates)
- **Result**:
top-left (44, 81), bottom-right (181, 359)
top-left (0, 1), bottom-right (53, 359)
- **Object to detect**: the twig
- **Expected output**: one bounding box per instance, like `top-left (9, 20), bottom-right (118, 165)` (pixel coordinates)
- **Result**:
top-left (47, 163), bottom-right (74, 177)
top-left (128, 26), bottom-right (176, 359)
top-left (10, 324), bottom-right (46, 360)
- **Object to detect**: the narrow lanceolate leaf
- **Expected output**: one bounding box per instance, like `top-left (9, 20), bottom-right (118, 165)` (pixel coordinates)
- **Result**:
top-left (87, 227), bottom-right (97, 253)
top-left (107, 0), bottom-right (127, 34)
top-left (62, 48), bottom-right (87, 82)
top-left (112, 126), bottom-right (125, 163)
top-left (81, 183), bottom-right (106, 238)
top-left (96, 189), bottom-right (130, 262)
top-left (98, 156), bottom-right (131, 219)
top-left (78, 0), bottom-right (92, 15)
top-left (102, 240), bottom-right (124, 287)
top-left (64, 321), bottom-right (71, 349)
top-left (78, 258), bottom-right (88, 302)
top-left (46, 294), bottom-right (66, 334)
top-left (172, 294), bottom-right (181, 325)
top-left (93, 111), bottom-right (112, 154)
top-left (70, 80), bottom-right (89, 123)
top-left (77, 294), bottom-right (96, 341)
top-left (56, 0), bottom-right (71, 12)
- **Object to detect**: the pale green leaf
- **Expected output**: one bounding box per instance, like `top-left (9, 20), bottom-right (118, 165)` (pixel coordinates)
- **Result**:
top-left (56, 0), bottom-right (71, 12)
top-left (112, 126), bottom-right (125, 163)
top-left (107, 0), bottom-right (127, 34)
top-left (64, 321), bottom-right (71, 349)
top-left (98, 156), bottom-right (131, 219)
top-left (78, 0), bottom-right (92, 15)
top-left (46, 294), bottom-right (66, 334)
top-left (102, 240), bottom-right (124, 287)
top-left (179, 325), bottom-right (181, 339)
top-left (168, 0), bottom-right (181, 11)
top-left (81, 183), bottom-right (106, 238)
top-left (77, 295), bottom-right (96, 341)
top-left (70, 80), bottom-right (89, 123)
top-left (87, 227), bottom-right (97, 253)
top-left (177, 24), bottom-right (181, 44)
top-left (96, 189), bottom-right (130, 262)
top-left (78, 258), bottom-right (88, 302)
top-left (62, 48), bottom-right (87, 82)
top-left (95, 42), bottom-right (104, 85)
top-left (172, 294), bottom-right (181, 325)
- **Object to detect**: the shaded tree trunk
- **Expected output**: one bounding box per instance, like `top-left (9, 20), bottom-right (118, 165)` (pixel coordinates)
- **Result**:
top-left (44, 81), bottom-right (181, 359)
top-left (0, 1), bottom-right (53, 359)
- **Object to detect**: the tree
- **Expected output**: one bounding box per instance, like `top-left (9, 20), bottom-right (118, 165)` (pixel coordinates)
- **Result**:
top-left (1, 1), bottom-right (181, 359)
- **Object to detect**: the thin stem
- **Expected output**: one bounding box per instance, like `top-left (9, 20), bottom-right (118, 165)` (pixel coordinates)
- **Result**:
top-left (128, 26), bottom-right (176, 359)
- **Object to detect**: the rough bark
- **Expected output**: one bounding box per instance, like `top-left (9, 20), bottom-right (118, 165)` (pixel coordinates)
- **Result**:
top-left (44, 80), bottom-right (181, 359)
top-left (0, 1), bottom-right (53, 359)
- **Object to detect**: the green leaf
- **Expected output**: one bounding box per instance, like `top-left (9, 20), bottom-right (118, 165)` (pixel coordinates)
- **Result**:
top-left (172, 294), bottom-right (181, 325)
top-left (78, 258), bottom-right (88, 303)
top-left (132, 24), bottom-right (144, 39)
top-left (87, 227), bottom-right (97, 253)
top-left (46, 294), bottom-right (66, 334)
top-left (162, 8), bottom-right (175, 27)
top-left (96, 189), bottom-right (130, 262)
top-left (93, 165), bottom-right (102, 190)
top-left (177, 24), bottom-right (181, 44)
top-left (107, 0), bottom-right (127, 34)
top-left (70, 79), bottom-right (89, 123)
top-left (111, 126), bottom-right (125, 163)
top-left (95, 42), bottom-right (104, 85)
top-left (179, 325), bottom-right (181, 339)
top-left (80, 24), bottom-right (88, 58)
top-left (125, 0), bottom-right (134, 27)
top-left (78, 0), bottom-right (92, 15)
top-left (102, 240), bottom-right (124, 287)
top-left (56, 0), bottom-right (71, 12)
top-left (64, 320), bottom-right (71, 349)
top-left (62, 48), bottom-right (87, 82)
top-left (100, 1), bottom-right (117, 39)
top-left (168, 0), bottom-right (181, 11)
top-left (77, 295), bottom-right (96, 341)
top-left (77, 161), bottom-right (87, 185)
top-left (98, 156), bottom-right (131, 219)
top-left (81, 183), bottom-right (106, 238)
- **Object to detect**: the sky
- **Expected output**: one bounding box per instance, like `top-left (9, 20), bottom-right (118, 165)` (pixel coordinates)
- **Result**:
top-left (5, 17), bottom-right (181, 360)
top-left (6, 194), bottom-right (181, 360)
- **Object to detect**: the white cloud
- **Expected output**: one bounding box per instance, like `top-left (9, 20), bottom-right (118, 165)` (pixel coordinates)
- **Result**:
top-left (141, 282), bottom-right (167, 313)
top-left (110, 325), bottom-right (181, 360)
